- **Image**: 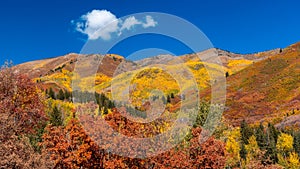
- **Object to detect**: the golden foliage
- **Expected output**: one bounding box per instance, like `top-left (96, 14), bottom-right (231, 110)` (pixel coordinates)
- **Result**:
top-left (227, 59), bottom-right (253, 74)
top-left (245, 135), bottom-right (260, 161)
top-left (276, 133), bottom-right (294, 152)
top-left (288, 152), bottom-right (300, 169)
top-left (42, 69), bottom-right (73, 91)
top-left (225, 128), bottom-right (241, 167)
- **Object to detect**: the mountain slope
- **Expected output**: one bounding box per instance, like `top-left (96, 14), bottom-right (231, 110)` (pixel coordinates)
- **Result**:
top-left (12, 44), bottom-right (297, 126)
top-left (224, 42), bottom-right (300, 126)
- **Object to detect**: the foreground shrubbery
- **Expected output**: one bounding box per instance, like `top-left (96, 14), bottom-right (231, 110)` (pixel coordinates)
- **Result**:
top-left (0, 62), bottom-right (52, 168)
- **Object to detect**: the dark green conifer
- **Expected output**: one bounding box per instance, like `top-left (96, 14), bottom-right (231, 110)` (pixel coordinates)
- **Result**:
top-left (240, 120), bottom-right (253, 144)
top-left (50, 106), bottom-right (63, 126)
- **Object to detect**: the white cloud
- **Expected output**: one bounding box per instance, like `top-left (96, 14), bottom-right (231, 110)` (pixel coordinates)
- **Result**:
top-left (75, 10), bottom-right (119, 40)
top-left (143, 15), bottom-right (158, 28)
top-left (120, 16), bottom-right (142, 31)
top-left (73, 10), bottom-right (158, 40)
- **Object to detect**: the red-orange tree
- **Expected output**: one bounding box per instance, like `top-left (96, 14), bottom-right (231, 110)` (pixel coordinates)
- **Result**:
top-left (43, 106), bottom-right (226, 168)
top-left (80, 108), bottom-right (226, 169)
top-left (0, 63), bottom-right (46, 136)
top-left (42, 115), bottom-right (105, 169)
top-left (0, 63), bottom-right (49, 168)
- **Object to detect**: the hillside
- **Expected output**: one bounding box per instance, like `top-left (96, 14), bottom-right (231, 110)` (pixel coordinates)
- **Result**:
top-left (224, 42), bottom-right (300, 126)
top-left (5, 42), bottom-right (300, 168)
top-left (12, 44), bottom-right (298, 126)
top-left (13, 47), bottom-right (277, 92)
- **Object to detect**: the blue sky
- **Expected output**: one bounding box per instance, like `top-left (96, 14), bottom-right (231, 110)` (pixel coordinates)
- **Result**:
top-left (1, 0), bottom-right (300, 64)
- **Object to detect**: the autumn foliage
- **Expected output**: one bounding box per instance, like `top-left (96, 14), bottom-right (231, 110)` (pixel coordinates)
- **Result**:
top-left (41, 117), bottom-right (105, 169)
top-left (5, 45), bottom-right (300, 169)
top-left (40, 106), bottom-right (226, 169)
top-left (0, 63), bottom-right (46, 136)
top-left (0, 63), bottom-right (50, 168)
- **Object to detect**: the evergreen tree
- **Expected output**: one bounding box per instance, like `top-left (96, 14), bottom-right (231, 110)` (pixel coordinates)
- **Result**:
top-left (293, 131), bottom-right (300, 156)
top-left (268, 123), bottom-right (279, 144)
top-left (57, 89), bottom-right (65, 100)
top-left (108, 100), bottom-right (115, 109)
top-left (240, 143), bottom-right (247, 161)
top-left (264, 140), bottom-right (278, 164)
top-left (95, 93), bottom-right (100, 104)
top-left (167, 95), bottom-right (171, 103)
top-left (100, 93), bottom-right (106, 107)
top-left (170, 93), bottom-right (175, 98)
top-left (48, 87), bottom-right (55, 99)
top-left (64, 90), bottom-right (71, 101)
top-left (225, 72), bottom-right (229, 78)
top-left (49, 106), bottom-right (63, 126)
top-left (240, 120), bottom-right (253, 144)
top-left (103, 106), bottom-right (109, 115)
top-left (261, 123), bottom-right (278, 163)
top-left (255, 123), bottom-right (266, 149)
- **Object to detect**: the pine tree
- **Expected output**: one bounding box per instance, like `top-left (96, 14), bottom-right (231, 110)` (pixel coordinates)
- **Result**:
top-left (170, 93), bottom-right (175, 98)
top-left (264, 140), bottom-right (278, 164)
top-left (64, 90), bottom-right (71, 100)
top-left (240, 143), bottom-right (247, 161)
top-left (293, 131), bottom-right (300, 155)
top-left (268, 123), bottom-right (279, 144)
top-left (49, 106), bottom-right (63, 126)
top-left (255, 123), bottom-right (266, 149)
top-left (103, 106), bottom-right (109, 115)
top-left (167, 95), bottom-right (171, 103)
top-left (99, 93), bottom-right (105, 107)
top-left (48, 87), bottom-right (55, 99)
top-left (225, 72), bottom-right (229, 78)
top-left (57, 89), bottom-right (65, 100)
top-left (261, 123), bottom-right (279, 163)
top-left (108, 100), bottom-right (115, 109)
top-left (240, 120), bottom-right (252, 144)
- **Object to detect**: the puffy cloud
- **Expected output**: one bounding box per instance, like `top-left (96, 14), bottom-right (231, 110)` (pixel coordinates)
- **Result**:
top-left (73, 10), bottom-right (158, 40)
top-left (75, 10), bottom-right (119, 40)
top-left (143, 15), bottom-right (158, 28)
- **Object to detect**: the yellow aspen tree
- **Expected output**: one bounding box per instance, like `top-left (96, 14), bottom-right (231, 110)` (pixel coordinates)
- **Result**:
top-left (245, 135), bottom-right (260, 163)
top-left (288, 152), bottom-right (300, 169)
top-left (276, 133), bottom-right (294, 168)
top-left (276, 133), bottom-right (293, 153)
top-left (225, 128), bottom-right (241, 167)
